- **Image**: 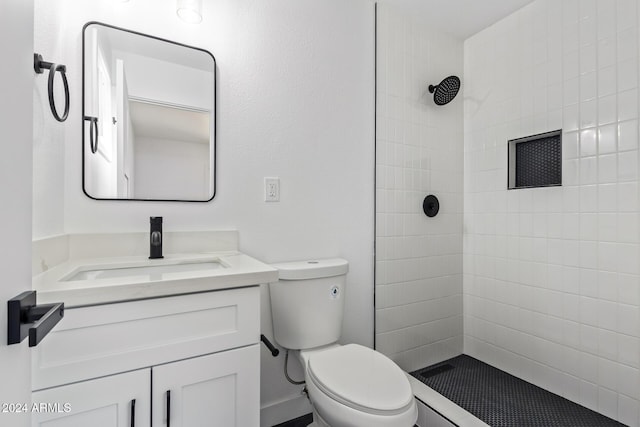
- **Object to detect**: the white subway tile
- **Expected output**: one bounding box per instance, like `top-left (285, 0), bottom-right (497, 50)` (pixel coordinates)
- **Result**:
top-left (618, 394), bottom-right (639, 427)
top-left (580, 241), bottom-right (598, 268)
top-left (598, 184), bottom-right (617, 213)
top-left (458, 1), bottom-right (640, 419)
top-left (617, 364), bottom-right (639, 398)
top-left (580, 156), bottom-right (598, 184)
top-left (617, 27), bottom-right (638, 63)
top-left (563, 48), bottom-right (581, 80)
top-left (597, 327), bottom-right (618, 360)
top-left (580, 129), bottom-right (598, 156)
top-left (563, 158), bottom-right (579, 185)
top-left (564, 104), bottom-right (580, 131)
top-left (580, 350), bottom-right (600, 383)
top-left (376, 7), bottom-right (464, 369)
top-left (598, 154), bottom-right (617, 183)
top-left (618, 120), bottom-right (638, 152)
top-left (616, 0), bottom-right (638, 33)
top-left (598, 299), bottom-right (619, 331)
top-left (579, 2), bottom-right (597, 33)
top-left (598, 242), bottom-right (618, 272)
top-left (618, 334), bottom-right (640, 368)
top-left (598, 357), bottom-right (620, 391)
top-left (616, 243), bottom-right (639, 275)
top-left (563, 266), bottom-right (581, 294)
top-left (618, 182), bottom-right (639, 212)
top-left (580, 99), bottom-right (598, 129)
top-left (580, 44), bottom-right (597, 76)
top-left (597, 270), bottom-right (618, 302)
top-left (618, 273), bottom-right (640, 306)
top-left (580, 268), bottom-right (598, 297)
top-left (598, 213), bottom-right (618, 242)
top-left (599, 37), bottom-right (618, 70)
top-left (618, 151), bottom-right (638, 181)
top-left (580, 297), bottom-right (600, 327)
top-left (579, 380), bottom-right (599, 411)
top-left (618, 89), bottom-right (638, 122)
top-left (598, 123), bottom-right (618, 154)
top-left (597, 386), bottom-right (618, 419)
top-left (618, 58), bottom-right (639, 92)
top-left (617, 304), bottom-right (640, 337)
top-left (562, 319), bottom-right (581, 347)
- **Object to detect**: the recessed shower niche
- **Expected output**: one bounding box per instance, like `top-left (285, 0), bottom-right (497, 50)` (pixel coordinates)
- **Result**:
top-left (508, 130), bottom-right (562, 190)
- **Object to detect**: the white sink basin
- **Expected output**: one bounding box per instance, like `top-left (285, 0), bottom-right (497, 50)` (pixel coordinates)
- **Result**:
top-left (34, 250), bottom-right (280, 308)
top-left (64, 260), bottom-right (226, 281)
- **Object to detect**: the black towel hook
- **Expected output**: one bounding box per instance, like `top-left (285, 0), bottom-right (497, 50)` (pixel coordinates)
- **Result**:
top-left (34, 53), bottom-right (70, 122)
top-left (84, 116), bottom-right (99, 153)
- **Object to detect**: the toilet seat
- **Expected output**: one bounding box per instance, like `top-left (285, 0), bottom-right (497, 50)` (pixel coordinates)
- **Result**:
top-left (307, 344), bottom-right (414, 414)
top-left (305, 344), bottom-right (417, 426)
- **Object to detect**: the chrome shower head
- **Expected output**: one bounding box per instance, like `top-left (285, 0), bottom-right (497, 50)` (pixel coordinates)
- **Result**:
top-left (428, 75), bottom-right (461, 106)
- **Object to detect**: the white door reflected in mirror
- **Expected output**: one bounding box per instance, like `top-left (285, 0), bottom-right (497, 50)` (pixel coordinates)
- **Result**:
top-left (83, 22), bottom-right (216, 201)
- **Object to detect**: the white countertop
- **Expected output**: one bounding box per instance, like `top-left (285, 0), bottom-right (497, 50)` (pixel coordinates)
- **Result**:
top-left (33, 251), bottom-right (278, 308)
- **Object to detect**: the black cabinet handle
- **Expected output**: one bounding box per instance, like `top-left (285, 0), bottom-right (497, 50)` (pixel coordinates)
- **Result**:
top-left (166, 390), bottom-right (171, 427)
top-left (8, 291), bottom-right (64, 347)
top-left (130, 399), bottom-right (135, 427)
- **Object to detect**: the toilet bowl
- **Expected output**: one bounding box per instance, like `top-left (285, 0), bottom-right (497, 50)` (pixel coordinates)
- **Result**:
top-left (269, 259), bottom-right (417, 427)
top-left (299, 344), bottom-right (417, 427)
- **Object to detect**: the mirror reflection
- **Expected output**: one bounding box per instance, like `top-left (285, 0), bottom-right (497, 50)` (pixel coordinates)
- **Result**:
top-left (83, 22), bottom-right (216, 201)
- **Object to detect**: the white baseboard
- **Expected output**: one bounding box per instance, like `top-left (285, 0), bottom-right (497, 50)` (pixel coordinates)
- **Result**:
top-left (260, 394), bottom-right (312, 427)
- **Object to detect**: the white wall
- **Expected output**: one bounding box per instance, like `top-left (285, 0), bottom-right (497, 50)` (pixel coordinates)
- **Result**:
top-left (464, 0), bottom-right (640, 425)
top-left (375, 3), bottom-right (464, 373)
top-left (134, 137), bottom-right (208, 200)
top-left (33, 1), bottom-right (67, 238)
top-left (33, 0), bottom-right (375, 424)
top-left (1, 1), bottom-right (34, 426)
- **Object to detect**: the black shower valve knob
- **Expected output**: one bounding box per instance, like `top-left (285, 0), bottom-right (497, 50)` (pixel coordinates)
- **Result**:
top-left (423, 194), bottom-right (440, 218)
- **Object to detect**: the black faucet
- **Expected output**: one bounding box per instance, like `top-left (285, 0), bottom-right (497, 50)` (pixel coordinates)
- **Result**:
top-left (149, 217), bottom-right (163, 259)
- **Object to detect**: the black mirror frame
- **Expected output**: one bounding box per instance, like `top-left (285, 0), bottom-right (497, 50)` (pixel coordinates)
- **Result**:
top-left (81, 21), bottom-right (217, 202)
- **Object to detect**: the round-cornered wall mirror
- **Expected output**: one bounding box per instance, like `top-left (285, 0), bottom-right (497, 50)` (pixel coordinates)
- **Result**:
top-left (82, 22), bottom-right (216, 202)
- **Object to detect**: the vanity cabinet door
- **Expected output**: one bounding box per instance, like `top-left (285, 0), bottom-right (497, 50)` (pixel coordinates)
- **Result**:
top-left (152, 344), bottom-right (259, 427)
top-left (32, 369), bottom-right (150, 427)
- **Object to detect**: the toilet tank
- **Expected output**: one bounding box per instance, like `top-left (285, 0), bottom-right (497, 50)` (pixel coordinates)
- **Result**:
top-left (269, 259), bottom-right (349, 350)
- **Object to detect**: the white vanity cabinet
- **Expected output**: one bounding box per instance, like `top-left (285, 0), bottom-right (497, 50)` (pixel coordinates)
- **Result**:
top-left (32, 369), bottom-right (150, 427)
top-left (31, 286), bottom-right (261, 427)
top-left (152, 345), bottom-right (259, 427)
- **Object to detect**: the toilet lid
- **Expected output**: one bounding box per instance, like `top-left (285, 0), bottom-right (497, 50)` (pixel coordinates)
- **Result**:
top-left (307, 344), bottom-right (414, 415)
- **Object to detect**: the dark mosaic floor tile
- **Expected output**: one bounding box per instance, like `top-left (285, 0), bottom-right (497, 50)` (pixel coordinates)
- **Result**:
top-left (271, 412), bottom-right (419, 426)
top-left (272, 413), bottom-right (313, 427)
top-left (411, 355), bottom-right (626, 427)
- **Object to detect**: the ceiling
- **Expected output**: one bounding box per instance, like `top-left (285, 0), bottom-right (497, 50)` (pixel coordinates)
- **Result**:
top-left (378, 0), bottom-right (536, 40)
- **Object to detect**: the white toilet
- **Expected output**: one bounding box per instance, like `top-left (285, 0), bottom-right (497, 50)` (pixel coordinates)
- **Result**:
top-left (269, 259), bottom-right (418, 427)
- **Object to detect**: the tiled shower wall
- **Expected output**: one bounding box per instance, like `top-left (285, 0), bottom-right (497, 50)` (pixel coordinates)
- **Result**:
top-left (375, 4), bottom-right (464, 372)
top-left (464, 0), bottom-right (640, 425)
